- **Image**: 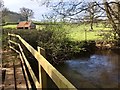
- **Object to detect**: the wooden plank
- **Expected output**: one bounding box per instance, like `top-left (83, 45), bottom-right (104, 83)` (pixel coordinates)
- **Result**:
top-left (10, 46), bottom-right (32, 89)
top-left (0, 48), bottom-right (2, 89)
top-left (37, 56), bottom-right (76, 89)
top-left (10, 46), bottom-right (39, 88)
top-left (9, 46), bottom-right (19, 54)
top-left (4, 68), bottom-right (15, 90)
top-left (19, 54), bottom-right (32, 89)
top-left (8, 40), bottom-right (18, 45)
top-left (18, 44), bottom-right (40, 88)
top-left (38, 47), bottom-right (47, 89)
top-left (15, 60), bottom-right (27, 89)
top-left (15, 67), bottom-right (27, 89)
top-left (16, 34), bottom-right (77, 89)
top-left (0, 67), bottom-right (3, 90)
top-left (8, 33), bottom-right (17, 37)
top-left (9, 46), bottom-right (27, 89)
top-left (8, 33), bottom-right (77, 89)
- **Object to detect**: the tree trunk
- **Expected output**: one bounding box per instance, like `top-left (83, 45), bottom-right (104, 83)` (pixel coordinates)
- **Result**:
top-left (117, 1), bottom-right (120, 39)
top-left (90, 14), bottom-right (94, 31)
top-left (25, 16), bottom-right (28, 21)
top-left (90, 20), bottom-right (93, 31)
top-left (103, 0), bottom-right (120, 38)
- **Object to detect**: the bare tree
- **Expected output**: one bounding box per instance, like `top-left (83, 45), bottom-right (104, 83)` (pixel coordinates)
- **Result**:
top-left (103, 0), bottom-right (120, 39)
top-left (35, 0), bottom-right (120, 39)
top-left (84, 2), bottom-right (104, 31)
top-left (0, 0), bottom-right (4, 10)
top-left (20, 7), bottom-right (34, 21)
top-left (0, 0), bottom-right (4, 24)
top-left (2, 8), bottom-right (9, 17)
top-left (42, 1), bottom-right (105, 25)
top-left (43, 1), bottom-right (87, 22)
top-left (0, 0), bottom-right (9, 24)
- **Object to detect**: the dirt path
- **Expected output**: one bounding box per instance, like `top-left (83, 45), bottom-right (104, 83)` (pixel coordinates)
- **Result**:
top-left (0, 48), bottom-right (2, 90)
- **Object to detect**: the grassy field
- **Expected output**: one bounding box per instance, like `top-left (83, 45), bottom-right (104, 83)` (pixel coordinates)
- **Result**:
top-left (64, 24), bottom-right (112, 41)
top-left (3, 25), bottom-right (17, 29)
top-left (2, 23), bottom-right (112, 41)
top-left (3, 24), bottom-right (45, 30)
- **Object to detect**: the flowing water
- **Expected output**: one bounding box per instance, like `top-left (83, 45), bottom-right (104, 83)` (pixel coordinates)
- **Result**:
top-left (56, 50), bottom-right (120, 88)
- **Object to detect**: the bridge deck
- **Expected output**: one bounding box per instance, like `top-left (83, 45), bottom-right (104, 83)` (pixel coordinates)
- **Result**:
top-left (2, 49), bottom-right (27, 90)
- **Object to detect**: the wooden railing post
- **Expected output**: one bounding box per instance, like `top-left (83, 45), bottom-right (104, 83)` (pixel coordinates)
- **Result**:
top-left (37, 46), bottom-right (47, 89)
top-left (9, 33), bottom-right (77, 89)
top-left (8, 33), bottom-right (11, 47)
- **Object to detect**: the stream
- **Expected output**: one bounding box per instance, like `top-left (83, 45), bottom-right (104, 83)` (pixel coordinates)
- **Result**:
top-left (55, 50), bottom-right (120, 88)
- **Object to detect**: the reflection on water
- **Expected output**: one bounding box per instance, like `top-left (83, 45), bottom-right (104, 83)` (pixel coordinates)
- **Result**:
top-left (56, 50), bottom-right (120, 88)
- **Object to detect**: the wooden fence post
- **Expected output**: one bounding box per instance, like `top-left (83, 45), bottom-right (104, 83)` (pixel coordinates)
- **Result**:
top-left (8, 33), bottom-right (12, 51)
top-left (37, 46), bottom-right (47, 89)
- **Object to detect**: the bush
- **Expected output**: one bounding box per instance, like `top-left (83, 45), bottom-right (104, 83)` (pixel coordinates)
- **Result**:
top-left (2, 25), bottom-right (96, 64)
top-left (11, 29), bottom-right (39, 49)
top-left (37, 24), bottom-right (95, 64)
top-left (2, 29), bottom-right (13, 49)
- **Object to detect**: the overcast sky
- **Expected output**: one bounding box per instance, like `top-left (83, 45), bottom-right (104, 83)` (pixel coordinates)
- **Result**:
top-left (3, 0), bottom-right (99, 21)
top-left (3, 0), bottom-right (113, 21)
top-left (3, 0), bottom-right (52, 21)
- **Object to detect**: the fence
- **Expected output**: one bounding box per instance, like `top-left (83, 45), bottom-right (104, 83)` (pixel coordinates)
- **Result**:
top-left (8, 33), bottom-right (77, 90)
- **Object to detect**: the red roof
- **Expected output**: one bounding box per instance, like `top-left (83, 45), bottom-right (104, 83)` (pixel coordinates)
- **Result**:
top-left (17, 21), bottom-right (32, 28)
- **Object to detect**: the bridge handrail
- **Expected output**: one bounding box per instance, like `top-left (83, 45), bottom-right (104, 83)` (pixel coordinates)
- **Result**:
top-left (8, 33), bottom-right (77, 89)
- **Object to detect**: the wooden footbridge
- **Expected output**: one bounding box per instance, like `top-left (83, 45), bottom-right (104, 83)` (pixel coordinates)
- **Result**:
top-left (2, 33), bottom-right (77, 90)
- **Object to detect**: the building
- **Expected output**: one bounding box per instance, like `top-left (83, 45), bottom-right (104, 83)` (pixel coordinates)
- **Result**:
top-left (17, 21), bottom-right (36, 29)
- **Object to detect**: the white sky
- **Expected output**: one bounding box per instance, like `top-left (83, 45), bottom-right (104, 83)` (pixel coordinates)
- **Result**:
top-left (3, 0), bottom-right (112, 21)
top-left (3, 0), bottom-right (51, 21)
top-left (3, 0), bottom-right (94, 21)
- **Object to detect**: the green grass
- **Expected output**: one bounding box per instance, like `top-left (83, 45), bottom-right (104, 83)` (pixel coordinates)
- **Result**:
top-left (64, 24), bottom-right (112, 41)
top-left (36, 25), bottom-right (45, 30)
top-left (3, 25), bottom-right (17, 29)
top-left (3, 24), bottom-right (45, 30)
top-left (2, 23), bottom-right (112, 41)
top-left (68, 31), bottom-right (101, 41)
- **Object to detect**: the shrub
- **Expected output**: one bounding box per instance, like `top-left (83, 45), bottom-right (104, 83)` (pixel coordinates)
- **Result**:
top-left (2, 29), bottom-right (13, 49)
top-left (37, 24), bottom-right (70, 64)
top-left (11, 29), bottom-right (39, 49)
top-left (37, 23), bottom-right (93, 64)
top-left (2, 25), bottom-right (96, 64)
